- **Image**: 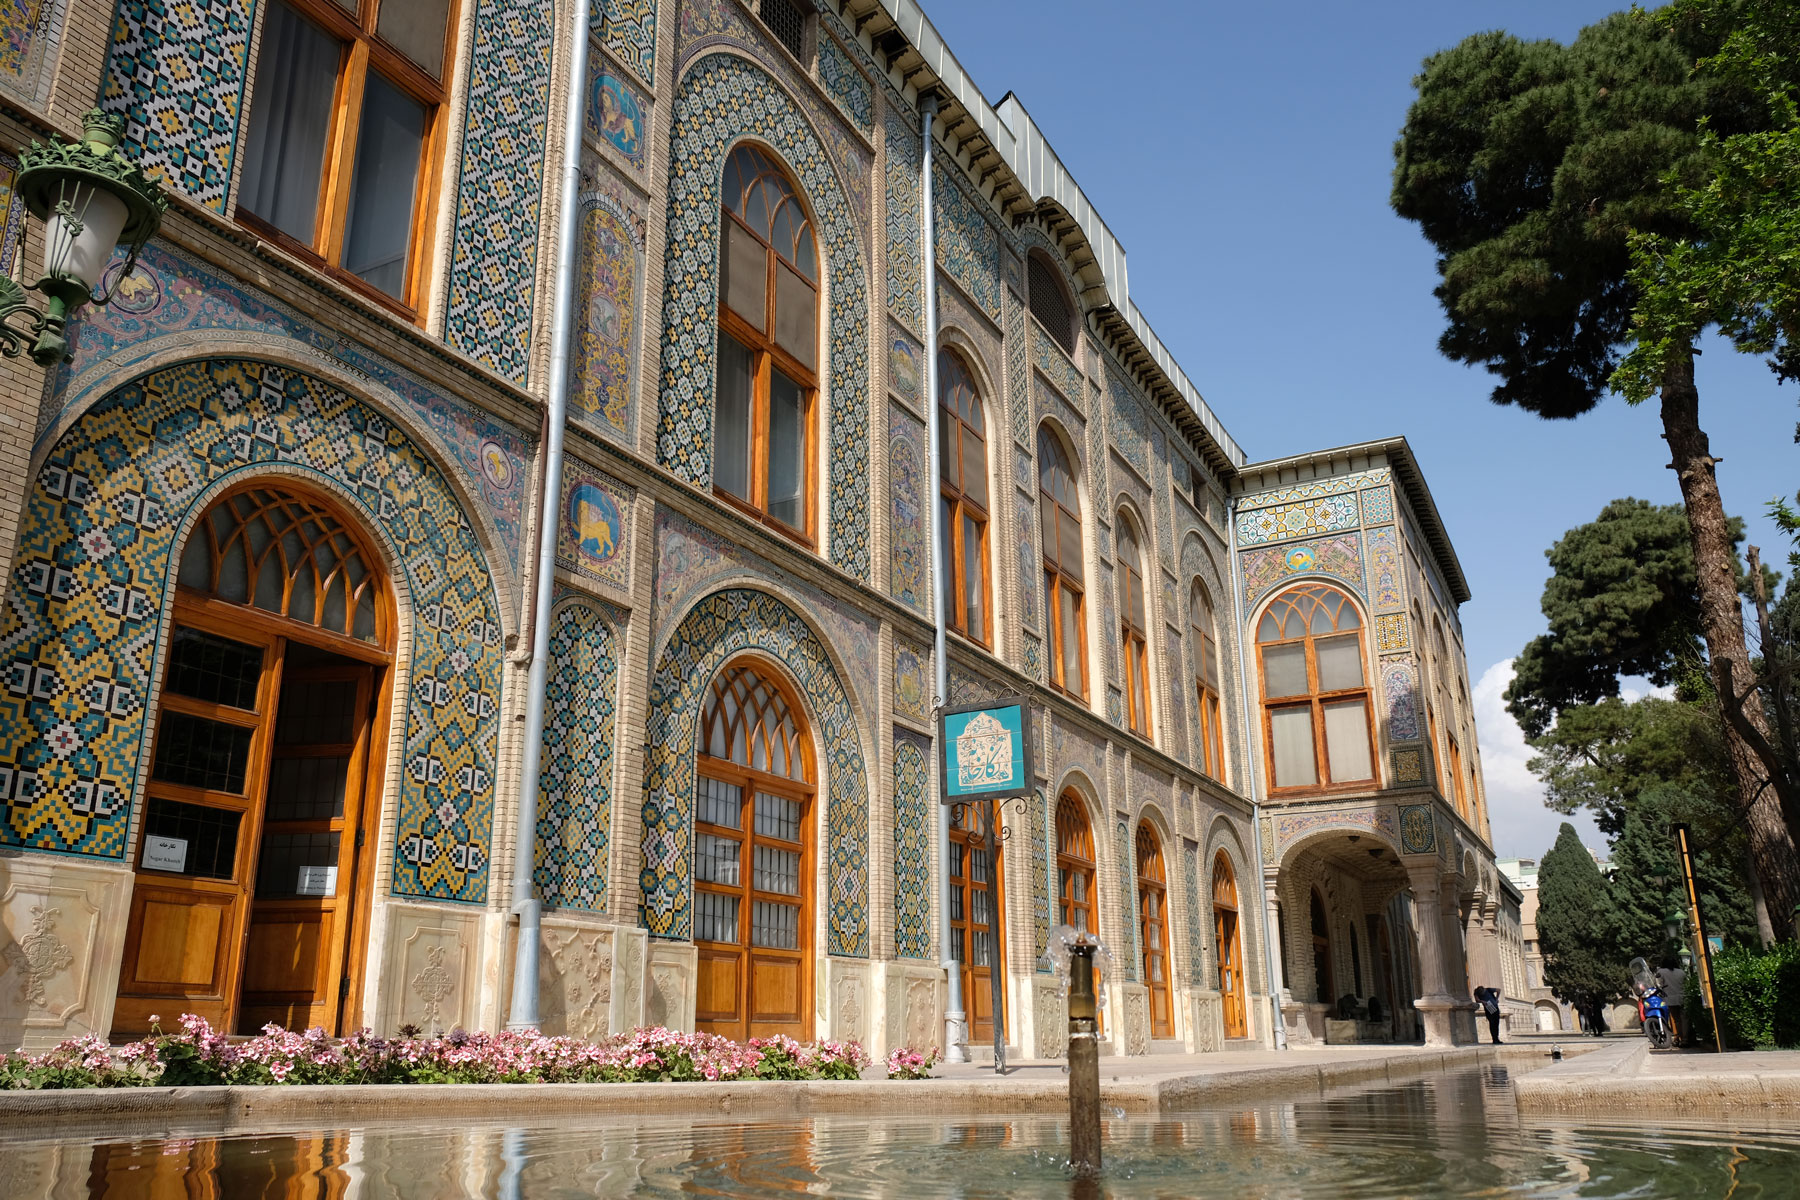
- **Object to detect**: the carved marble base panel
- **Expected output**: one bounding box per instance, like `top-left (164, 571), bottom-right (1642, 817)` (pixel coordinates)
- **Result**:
top-left (538, 918), bottom-right (616, 1041)
top-left (1031, 976), bottom-right (1068, 1060)
top-left (877, 961), bottom-right (945, 1059)
top-left (644, 941), bottom-right (696, 1030)
top-left (821, 956), bottom-right (870, 1045)
top-left (1187, 988), bottom-right (1222, 1053)
top-left (0, 853), bottom-right (132, 1050)
top-left (376, 903), bottom-right (483, 1036)
top-left (1121, 983), bottom-right (1151, 1055)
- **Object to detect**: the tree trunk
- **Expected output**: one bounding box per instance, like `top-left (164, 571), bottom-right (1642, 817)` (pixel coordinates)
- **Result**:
top-left (1660, 351), bottom-right (1800, 932)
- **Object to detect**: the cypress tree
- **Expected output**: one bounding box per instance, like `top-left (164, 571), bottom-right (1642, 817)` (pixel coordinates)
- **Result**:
top-left (1538, 823), bottom-right (1630, 1015)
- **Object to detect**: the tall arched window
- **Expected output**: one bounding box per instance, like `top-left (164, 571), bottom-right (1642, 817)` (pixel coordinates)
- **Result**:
top-left (1135, 822), bottom-right (1172, 1039)
top-left (1190, 580), bottom-right (1224, 780)
top-left (694, 658), bottom-right (815, 1042)
top-left (715, 143), bottom-right (818, 543)
top-left (1310, 888), bottom-right (1335, 1004)
top-left (1027, 249), bottom-right (1077, 355)
top-left (949, 798), bottom-right (1003, 1043)
top-left (1212, 852), bottom-right (1247, 1039)
top-left (1038, 426), bottom-right (1087, 699)
top-left (1117, 513), bottom-right (1152, 739)
top-left (938, 349), bottom-right (990, 644)
top-left (1055, 791), bottom-right (1097, 934)
top-left (1257, 584), bottom-right (1375, 792)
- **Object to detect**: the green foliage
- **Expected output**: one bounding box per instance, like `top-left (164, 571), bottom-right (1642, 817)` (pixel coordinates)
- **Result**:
top-left (1538, 823), bottom-right (1632, 1008)
top-left (1393, 11), bottom-right (1739, 416)
top-left (1709, 941), bottom-right (1800, 1047)
top-left (1616, 0), bottom-right (1800, 400)
top-left (1606, 784), bottom-right (1760, 951)
top-left (1526, 696), bottom-right (1732, 833)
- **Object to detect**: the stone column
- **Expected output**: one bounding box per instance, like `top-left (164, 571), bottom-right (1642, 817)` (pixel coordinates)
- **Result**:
top-left (1407, 864), bottom-right (1460, 1047)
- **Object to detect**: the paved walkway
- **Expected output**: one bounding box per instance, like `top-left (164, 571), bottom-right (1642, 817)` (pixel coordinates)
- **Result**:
top-left (1512, 1036), bottom-right (1800, 1115)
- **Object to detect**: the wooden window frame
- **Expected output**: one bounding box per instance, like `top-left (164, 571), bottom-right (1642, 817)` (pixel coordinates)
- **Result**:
top-left (1039, 426), bottom-right (1088, 701)
top-left (1054, 791), bottom-right (1097, 936)
top-left (1135, 822), bottom-right (1173, 1039)
top-left (235, 0), bottom-right (456, 320)
top-left (948, 799), bottom-right (1006, 1038)
top-left (1117, 513), bottom-right (1152, 741)
top-left (714, 150), bottom-right (821, 549)
top-left (1190, 580), bottom-right (1224, 782)
top-left (938, 350), bottom-right (991, 647)
top-left (1256, 585), bottom-right (1377, 797)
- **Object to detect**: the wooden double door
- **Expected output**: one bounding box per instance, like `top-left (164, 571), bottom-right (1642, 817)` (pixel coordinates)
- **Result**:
top-left (949, 800), bottom-right (1005, 1045)
top-left (112, 602), bottom-right (385, 1037)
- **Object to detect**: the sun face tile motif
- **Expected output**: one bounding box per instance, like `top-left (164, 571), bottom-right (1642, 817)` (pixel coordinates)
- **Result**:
top-left (0, 360), bottom-right (504, 903)
top-left (1240, 533), bottom-right (1365, 610)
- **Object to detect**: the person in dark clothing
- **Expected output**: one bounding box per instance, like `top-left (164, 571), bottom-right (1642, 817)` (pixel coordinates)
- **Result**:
top-left (1473, 986), bottom-right (1503, 1044)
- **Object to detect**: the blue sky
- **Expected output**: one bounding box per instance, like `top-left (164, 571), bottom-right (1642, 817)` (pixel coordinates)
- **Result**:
top-left (924, 1), bottom-right (1800, 861)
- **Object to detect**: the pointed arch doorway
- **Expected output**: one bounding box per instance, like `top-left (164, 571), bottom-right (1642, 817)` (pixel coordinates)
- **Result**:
top-left (693, 658), bottom-right (816, 1041)
top-left (112, 483), bottom-right (394, 1037)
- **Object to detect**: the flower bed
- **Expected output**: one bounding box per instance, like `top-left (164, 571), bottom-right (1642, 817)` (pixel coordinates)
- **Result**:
top-left (0, 1015), bottom-right (916, 1090)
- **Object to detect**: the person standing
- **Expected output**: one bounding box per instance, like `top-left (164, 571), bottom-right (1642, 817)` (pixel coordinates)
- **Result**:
top-left (1473, 986), bottom-right (1503, 1045)
top-left (1657, 957), bottom-right (1689, 1047)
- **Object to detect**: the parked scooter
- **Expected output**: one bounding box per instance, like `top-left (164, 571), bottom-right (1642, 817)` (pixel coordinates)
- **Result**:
top-left (1630, 957), bottom-right (1674, 1050)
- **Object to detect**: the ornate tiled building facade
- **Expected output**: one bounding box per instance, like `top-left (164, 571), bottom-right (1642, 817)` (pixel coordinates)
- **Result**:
top-left (0, 0), bottom-right (1505, 1055)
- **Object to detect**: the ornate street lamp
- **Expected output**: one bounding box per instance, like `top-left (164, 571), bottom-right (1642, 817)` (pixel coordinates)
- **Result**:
top-left (0, 109), bottom-right (165, 365)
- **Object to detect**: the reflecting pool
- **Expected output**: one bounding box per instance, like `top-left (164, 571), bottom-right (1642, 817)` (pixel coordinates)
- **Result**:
top-left (3, 1065), bottom-right (1796, 1198)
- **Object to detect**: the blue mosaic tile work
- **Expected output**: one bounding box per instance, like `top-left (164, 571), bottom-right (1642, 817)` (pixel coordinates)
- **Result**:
top-left (817, 31), bottom-right (872, 133)
top-left (1115, 817), bottom-right (1138, 982)
top-left (1239, 468), bottom-right (1388, 509)
top-left (0, 361), bottom-right (504, 903)
top-left (444, 0), bottom-right (555, 383)
top-left (1184, 839), bottom-right (1205, 986)
top-left (932, 160), bottom-right (1001, 318)
top-left (641, 589), bottom-right (869, 955)
top-left (0, 0), bottom-right (67, 107)
top-left (589, 67), bottom-right (649, 171)
top-left (1368, 525), bottom-right (1403, 611)
top-left (884, 110), bottom-right (922, 336)
top-left (1031, 786), bottom-right (1050, 970)
top-left (1360, 485), bottom-right (1395, 525)
top-left (53, 242), bottom-right (533, 568)
top-left (595, 0), bottom-right (656, 86)
top-left (101, 0), bottom-right (257, 213)
top-left (535, 601), bottom-right (618, 912)
top-left (889, 405), bottom-right (927, 614)
top-left (1034, 327), bottom-right (1085, 409)
top-left (1005, 287), bottom-right (1029, 448)
top-left (1106, 369), bottom-right (1152, 482)
top-left (658, 54), bottom-right (871, 580)
top-left (1235, 494), bottom-right (1360, 547)
top-left (893, 732), bottom-right (931, 959)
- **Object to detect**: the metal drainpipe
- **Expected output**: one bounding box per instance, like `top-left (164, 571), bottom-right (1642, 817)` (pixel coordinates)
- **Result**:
top-left (920, 89), bottom-right (967, 1064)
top-left (506, 0), bottom-right (590, 1032)
top-left (1227, 496), bottom-right (1288, 1050)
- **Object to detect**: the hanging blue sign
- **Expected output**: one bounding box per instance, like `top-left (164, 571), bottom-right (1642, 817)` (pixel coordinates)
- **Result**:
top-left (938, 696), bottom-right (1035, 804)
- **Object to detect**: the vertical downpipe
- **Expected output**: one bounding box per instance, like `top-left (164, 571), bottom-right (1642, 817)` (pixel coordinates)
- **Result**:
top-left (507, 0), bottom-right (591, 1031)
top-left (920, 89), bottom-right (967, 1063)
top-left (1228, 496), bottom-right (1288, 1050)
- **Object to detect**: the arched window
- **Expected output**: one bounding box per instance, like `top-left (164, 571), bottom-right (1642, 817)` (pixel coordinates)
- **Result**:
top-left (715, 143), bottom-right (818, 543)
top-left (1257, 584), bottom-right (1375, 792)
top-left (949, 798), bottom-right (1003, 1043)
top-left (1310, 888), bottom-right (1334, 1004)
top-left (1117, 513), bottom-right (1152, 739)
top-left (1190, 580), bottom-right (1224, 780)
top-left (1135, 822), bottom-right (1173, 1038)
top-left (1055, 791), bottom-right (1096, 934)
top-left (1027, 249), bottom-right (1077, 355)
top-left (694, 658), bottom-right (815, 1041)
top-left (1212, 852), bottom-right (1247, 1039)
top-left (1038, 426), bottom-right (1086, 699)
top-left (938, 350), bottom-right (990, 644)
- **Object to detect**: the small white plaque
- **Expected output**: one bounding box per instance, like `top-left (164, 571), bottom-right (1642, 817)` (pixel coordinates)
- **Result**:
top-left (296, 865), bottom-right (338, 897)
top-left (142, 835), bottom-right (188, 873)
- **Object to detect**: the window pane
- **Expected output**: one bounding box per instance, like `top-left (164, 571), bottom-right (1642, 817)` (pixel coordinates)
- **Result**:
top-left (753, 844), bottom-right (800, 896)
top-left (941, 497), bottom-right (956, 618)
top-left (962, 512), bottom-right (984, 638)
top-left (239, 3), bottom-right (341, 244)
top-left (1040, 503), bottom-right (1057, 567)
top-left (960, 425), bottom-right (987, 508)
top-left (255, 831), bottom-right (341, 898)
top-left (152, 712), bottom-right (254, 794)
top-left (141, 798), bottom-right (241, 880)
top-left (752, 899), bottom-right (800, 949)
top-left (376, 0), bottom-right (450, 77)
top-left (696, 891), bottom-right (739, 943)
top-left (773, 261), bottom-right (815, 368)
top-left (724, 221), bottom-right (766, 330)
top-left (1262, 643), bottom-right (1308, 698)
top-left (695, 832), bottom-right (741, 886)
top-left (1060, 585), bottom-right (1085, 696)
top-left (697, 775), bottom-right (744, 829)
top-left (766, 368), bottom-right (805, 527)
top-left (1059, 514), bottom-right (1083, 582)
top-left (1269, 706), bottom-right (1317, 788)
top-left (164, 627), bottom-right (263, 710)
top-left (1315, 634), bottom-right (1364, 692)
top-left (342, 72), bottom-right (425, 298)
top-left (1323, 700), bottom-right (1374, 782)
top-left (753, 792), bottom-right (802, 842)
top-left (714, 336), bottom-right (754, 501)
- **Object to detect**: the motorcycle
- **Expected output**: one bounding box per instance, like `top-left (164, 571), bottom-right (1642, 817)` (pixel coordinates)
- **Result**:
top-left (1630, 957), bottom-right (1674, 1050)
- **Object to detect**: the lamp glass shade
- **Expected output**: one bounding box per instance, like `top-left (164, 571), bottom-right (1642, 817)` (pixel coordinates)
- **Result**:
top-left (43, 179), bottom-right (129, 292)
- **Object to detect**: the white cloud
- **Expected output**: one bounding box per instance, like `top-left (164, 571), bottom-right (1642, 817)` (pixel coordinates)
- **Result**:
top-left (1471, 658), bottom-right (1604, 861)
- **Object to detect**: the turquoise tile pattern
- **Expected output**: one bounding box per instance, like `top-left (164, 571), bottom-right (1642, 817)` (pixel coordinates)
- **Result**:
top-left (1185, 839), bottom-right (1205, 986)
top-left (658, 54), bottom-right (870, 580)
top-left (0, 360), bottom-right (504, 903)
top-left (893, 732), bottom-right (931, 959)
top-left (1116, 818), bottom-right (1138, 981)
top-left (595, 0), bottom-right (656, 86)
top-left (817, 32), bottom-right (872, 133)
top-left (1031, 786), bottom-right (1050, 970)
top-left (884, 111), bottom-right (922, 335)
top-left (640, 588), bottom-right (869, 955)
top-left (535, 600), bottom-right (618, 912)
top-left (932, 160), bottom-right (1001, 318)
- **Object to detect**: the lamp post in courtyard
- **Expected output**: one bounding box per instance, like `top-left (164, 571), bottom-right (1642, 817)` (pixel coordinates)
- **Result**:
top-left (0, 109), bottom-right (165, 365)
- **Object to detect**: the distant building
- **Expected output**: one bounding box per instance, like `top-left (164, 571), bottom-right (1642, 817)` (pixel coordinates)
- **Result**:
top-left (1500, 857), bottom-right (1572, 1032)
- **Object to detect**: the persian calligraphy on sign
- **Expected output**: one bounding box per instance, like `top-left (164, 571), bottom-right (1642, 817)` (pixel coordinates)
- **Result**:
top-left (956, 711), bottom-right (1013, 790)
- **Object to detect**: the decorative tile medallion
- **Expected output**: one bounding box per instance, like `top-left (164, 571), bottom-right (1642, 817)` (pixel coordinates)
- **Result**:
top-left (1393, 749), bottom-right (1425, 785)
top-left (1240, 533), bottom-right (1364, 609)
top-left (888, 406), bottom-right (927, 614)
top-left (1383, 661), bottom-right (1419, 742)
top-left (536, 601), bottom-right (618, 912)
top-left (1399, 802), bottom-right (1435, 852)
top-left (1106, 369), bottom-right (1151, 482)
top-left (641, 589), bottom-right (869, 954)
top-left (657, 54), bottom-right (870, 580)
top-left (888, 332), bottom-right (920, 408)
top-left (595, 0), bottom-right (656, 86)
top-left (1033, 327), bottom-right (1084, 411)
top-left (893, 733), bottom-right (930, 959)
top-left (444, 0), bottom-right (555, 383)
top-left (884, 110), bottom-right (922, 335)
top-left (589, 67), bottom-right (648, 169)
top-left (1235, 494), bottom-right (1360, 547)
top-left (894, 641), bottom-right (928, 721)
top-left (573, 190), bottom-right (643, 443)
top-left (1375, 612), bottom-right (1409, 654)
top-left (816, 31), bottom-right (872, 133)
top-left (0, 360), bottom-right (503, 903)
top-left (556, 463), bottom-right (631, 589)
top-left (101, 0), bottom-right (255, 213)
